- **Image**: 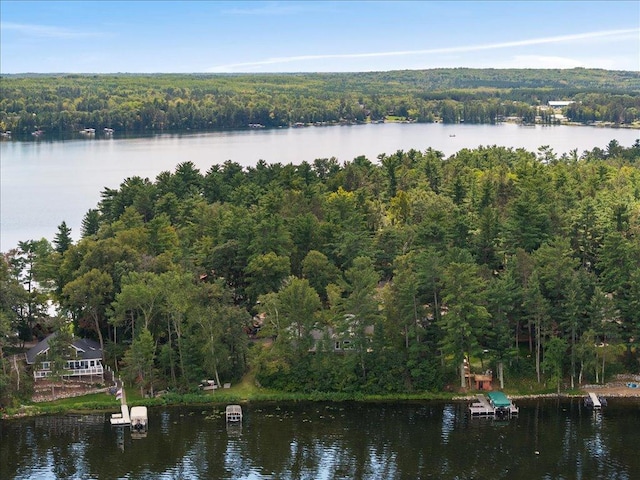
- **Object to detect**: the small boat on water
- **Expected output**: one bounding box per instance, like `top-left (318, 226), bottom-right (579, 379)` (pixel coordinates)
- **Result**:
top-left (225, 405), bottom-right (243, 422)
top-left (130, 406), bottom-right (148, 435)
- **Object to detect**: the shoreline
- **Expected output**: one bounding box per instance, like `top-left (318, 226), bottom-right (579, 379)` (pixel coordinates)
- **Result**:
top-left (4, 381), bottom-right (639, 421)
top-left (2, 119), bottom-right (638, 143)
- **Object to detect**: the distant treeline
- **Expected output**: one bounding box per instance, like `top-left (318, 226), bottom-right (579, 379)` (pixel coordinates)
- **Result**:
top-left (1, 68), bottom-right (639, 135)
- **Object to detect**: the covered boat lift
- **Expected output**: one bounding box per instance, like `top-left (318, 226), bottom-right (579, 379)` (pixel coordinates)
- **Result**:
top-left (226, 405), bottom-right (243, 422)
top-left (130, 406), bottom-right (148, 431)
top-left (470, 391), bottom-right (518, 417)
top-left (487, 391), bottom-right (519, 416)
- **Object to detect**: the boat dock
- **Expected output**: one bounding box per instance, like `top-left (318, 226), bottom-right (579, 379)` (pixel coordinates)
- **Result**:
top-left (109, 381), bottom-right (148, 433)
top-left (110, 404), bottom-right (131, 426)
top-left (584, 392), bottom-right (607, 409)
top-left (469, 395), bottom-right (495, 416)
top-left (469, 391), bottom-right (519, 417)
top-left (110, 383), bottom-right (129, 426)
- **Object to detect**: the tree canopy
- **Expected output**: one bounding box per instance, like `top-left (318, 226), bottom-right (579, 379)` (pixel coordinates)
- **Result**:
top-left (1, 69), bottom-right (639, 136)
top-left (1, 139), bottom-right (639, 404)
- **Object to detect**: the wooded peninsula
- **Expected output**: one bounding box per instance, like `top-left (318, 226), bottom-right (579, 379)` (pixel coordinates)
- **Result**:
top-left (1, 68), bottom-right (640, 136)
top-left (1, 68), bottom-right (639, 414)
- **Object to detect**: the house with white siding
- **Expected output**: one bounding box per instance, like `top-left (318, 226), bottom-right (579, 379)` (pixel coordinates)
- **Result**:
top-left (26, 332), bottom-right (104, 381)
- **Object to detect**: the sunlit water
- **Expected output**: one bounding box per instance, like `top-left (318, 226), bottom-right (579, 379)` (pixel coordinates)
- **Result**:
top-left (1, 123), bottom-right (638, 252)
top-left (2, 399), bottom-right (639, 479)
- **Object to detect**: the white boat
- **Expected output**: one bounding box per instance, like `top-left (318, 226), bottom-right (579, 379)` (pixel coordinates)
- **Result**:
top-left (225, 405), bottom-right (243, 422)
top-left (130, 406), bottom-right (148, 433)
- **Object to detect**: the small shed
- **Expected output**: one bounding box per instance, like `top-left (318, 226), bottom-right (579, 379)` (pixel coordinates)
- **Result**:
top-left (474, 374), bottom-right (493, 391)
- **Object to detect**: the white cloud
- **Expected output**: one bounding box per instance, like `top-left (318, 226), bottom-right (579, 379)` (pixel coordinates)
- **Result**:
top-left (207, 28), bottom-right (639, 72)
top-left (1, 21), bottom-right (102, 39)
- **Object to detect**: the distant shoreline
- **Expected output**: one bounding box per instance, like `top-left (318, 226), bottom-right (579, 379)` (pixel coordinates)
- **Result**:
top-left (1, 119), bottom-right (638, 144)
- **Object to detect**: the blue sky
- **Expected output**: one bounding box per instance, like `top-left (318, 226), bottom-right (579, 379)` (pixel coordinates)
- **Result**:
top-left (1, 1), bottom-right (638, 73)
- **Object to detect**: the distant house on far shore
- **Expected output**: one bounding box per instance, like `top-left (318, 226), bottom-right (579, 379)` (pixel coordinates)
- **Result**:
top-left (25, 332), bottom-right (104, 382)
top-left (548, 101), bottom-right (574, 108)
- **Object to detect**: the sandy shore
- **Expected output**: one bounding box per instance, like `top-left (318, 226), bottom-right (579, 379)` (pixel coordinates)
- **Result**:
top-left (580, 378), bottom-right (640, 397)
top-left (452, 375), bottom-right (640, 401)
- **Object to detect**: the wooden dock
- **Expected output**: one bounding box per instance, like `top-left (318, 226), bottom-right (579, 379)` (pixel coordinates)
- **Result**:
top-left (110, 404), bottom-right (131, 426)
top-left (469, 395), bottom-right (495, 416)
top-left (585, 392), bottom-right (605, 409)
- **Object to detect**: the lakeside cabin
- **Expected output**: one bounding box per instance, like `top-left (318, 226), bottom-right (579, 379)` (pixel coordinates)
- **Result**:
top-left (26, 332), bottom-right (104, 382)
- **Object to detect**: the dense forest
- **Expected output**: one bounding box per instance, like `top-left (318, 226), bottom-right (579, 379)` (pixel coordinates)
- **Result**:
top-left (1, 68), bottom-right (640, 135)
top-left (2, 138), bottom-right (639, 406)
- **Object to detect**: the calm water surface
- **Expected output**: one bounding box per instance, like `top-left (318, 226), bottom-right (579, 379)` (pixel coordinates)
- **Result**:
top-left (1, 399), bottom-right (639, 479)
top-left (1, 123), bottom-right (638, 252)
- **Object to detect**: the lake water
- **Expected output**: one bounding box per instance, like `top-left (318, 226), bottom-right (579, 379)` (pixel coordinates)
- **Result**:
top-left (1, 123), bottom-right (638, 252)
top-left (2, 399), bottom-right (639, 479)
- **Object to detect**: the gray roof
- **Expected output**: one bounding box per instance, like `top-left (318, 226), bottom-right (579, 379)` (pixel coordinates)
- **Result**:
top-left (26, 332), bottom-right (102, 364)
